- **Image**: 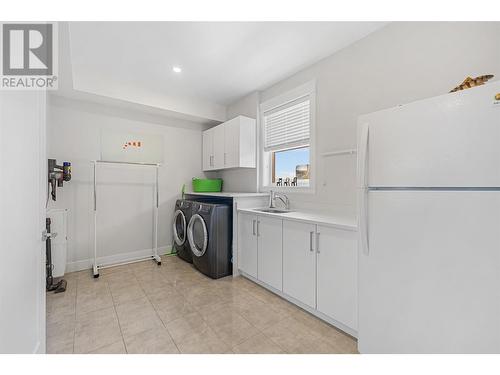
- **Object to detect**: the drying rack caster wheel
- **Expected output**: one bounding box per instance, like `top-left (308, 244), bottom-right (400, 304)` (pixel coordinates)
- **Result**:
top-left (153, 255), bottom-right (162, 266)
top-left (92, 264), bottom-right (99, 278)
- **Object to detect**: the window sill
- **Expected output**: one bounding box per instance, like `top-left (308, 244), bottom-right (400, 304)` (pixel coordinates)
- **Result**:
top-left (260, 185), bottom-right (315, 195)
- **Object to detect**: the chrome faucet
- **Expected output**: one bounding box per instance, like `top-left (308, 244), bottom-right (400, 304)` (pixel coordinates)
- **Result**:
top-left (269, 190), bottom-right (290, 210)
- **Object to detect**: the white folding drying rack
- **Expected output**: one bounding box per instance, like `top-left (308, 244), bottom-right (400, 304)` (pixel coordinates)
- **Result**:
top-left (92, 160), bottom-right (161, 278)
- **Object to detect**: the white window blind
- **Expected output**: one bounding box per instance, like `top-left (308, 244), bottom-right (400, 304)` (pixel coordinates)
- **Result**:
top-left (263, 96), bottom-right (310, 152)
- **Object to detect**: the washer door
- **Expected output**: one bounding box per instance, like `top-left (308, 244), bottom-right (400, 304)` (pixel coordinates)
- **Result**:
top-left (187, 214), bottom-right (208, 257)
top-left (173, 209), bottom-right (187, 246)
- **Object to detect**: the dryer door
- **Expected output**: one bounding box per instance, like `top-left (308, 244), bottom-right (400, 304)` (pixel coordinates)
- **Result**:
top-left (187, 214), bottom-right (208, 257)
top-left (173, 209), bottom-right (187, 246)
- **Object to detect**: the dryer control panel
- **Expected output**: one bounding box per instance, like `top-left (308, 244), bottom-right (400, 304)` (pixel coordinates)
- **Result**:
top-left (195, 204), bottom-right (212, 214)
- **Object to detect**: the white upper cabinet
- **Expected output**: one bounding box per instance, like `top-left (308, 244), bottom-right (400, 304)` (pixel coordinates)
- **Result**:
top-left (202, 116), bottom-right (256, 171)
top-left (202, 128), bottom-right (214, 170)
top-left (213, 124), bottom-right (225, 170)
top-left (223, 117), bottom-right (239, 169)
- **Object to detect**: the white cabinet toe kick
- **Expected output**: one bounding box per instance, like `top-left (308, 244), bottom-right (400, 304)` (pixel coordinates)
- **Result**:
top-left (237, 210), bottom-right (358, 338)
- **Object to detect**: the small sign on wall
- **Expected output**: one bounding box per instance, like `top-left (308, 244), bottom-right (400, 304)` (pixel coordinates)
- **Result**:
top-left (100, 130), bottom-right (164, 164)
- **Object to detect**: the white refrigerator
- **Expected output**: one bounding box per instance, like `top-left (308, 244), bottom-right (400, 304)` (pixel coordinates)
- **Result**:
top-left (357, 81), bottom-right (500, 353)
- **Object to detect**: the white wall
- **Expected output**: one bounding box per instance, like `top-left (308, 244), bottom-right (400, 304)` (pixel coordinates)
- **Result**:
top-left (212, 92), bottom-right (260, 192)
top-left (47, 95), bottom-right (207, 272)
top-left (259, 22), bottom-right (500, 216)
top-left (0, 91), bottom-right (46, 353)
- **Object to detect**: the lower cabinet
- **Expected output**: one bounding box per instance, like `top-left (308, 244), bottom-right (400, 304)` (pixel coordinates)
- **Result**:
top-left (316, 225), bottom-right (358, 330)
top-left (257, 216), bottom-right (283, 291)
top-left (237, 212), bottom-right (283, 290)
top-left (238, 212), bottom-right (357, 334)
top-left (238, 212), bottom-right (258, 278)
top-left (283, 220), bottom-right (317, 308)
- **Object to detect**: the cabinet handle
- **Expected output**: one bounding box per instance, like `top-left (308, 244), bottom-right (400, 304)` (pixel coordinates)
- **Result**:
top-left (252, 220), bottom-right (256, 236)
top-left (224, 152), bottom-right (227, 165)
top-left (257, 221), bottom-right (260, 237)
top-left (316, 232), bottom-right (320, 253)
top-left (309, 231), bottom-right (314, 252)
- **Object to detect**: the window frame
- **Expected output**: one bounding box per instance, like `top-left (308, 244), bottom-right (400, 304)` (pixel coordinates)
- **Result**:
top-left (259, 80), bottom-right (316, 194)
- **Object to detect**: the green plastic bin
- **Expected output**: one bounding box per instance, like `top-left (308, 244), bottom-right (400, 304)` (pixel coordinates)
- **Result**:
top-left (192, 178), bottom-right (223, 192)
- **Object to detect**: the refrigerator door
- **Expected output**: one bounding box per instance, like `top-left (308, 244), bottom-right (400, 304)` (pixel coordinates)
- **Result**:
top-left (358, 81), bottom-right (500, 188)
top-left (358, 190), bottom-right (500, 353)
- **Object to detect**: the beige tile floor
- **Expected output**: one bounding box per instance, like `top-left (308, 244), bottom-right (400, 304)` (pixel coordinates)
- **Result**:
top-left (46, 255), bottom-right (358, 354)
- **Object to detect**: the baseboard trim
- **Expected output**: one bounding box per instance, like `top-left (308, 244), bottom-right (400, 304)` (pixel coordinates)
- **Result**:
top-left (66, 245), bottom-right (173, 273)
top-left (33, 340), bottom-right (42, 354)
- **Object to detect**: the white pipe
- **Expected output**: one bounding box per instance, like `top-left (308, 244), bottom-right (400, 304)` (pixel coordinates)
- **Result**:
top-left (94, 160), bottom-right (161, 167)
top-left (154, 165), bottom-right (159, 260)
top-left (93, 161), bottom-right (98, 276)
top-left (98, 256), bottom-right (159, 270)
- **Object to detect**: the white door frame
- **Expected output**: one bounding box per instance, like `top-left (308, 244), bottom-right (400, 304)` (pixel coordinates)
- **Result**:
top-left (37, 90), bottom-right (47, 354)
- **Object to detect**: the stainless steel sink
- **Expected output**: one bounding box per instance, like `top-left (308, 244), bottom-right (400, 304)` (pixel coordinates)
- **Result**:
top-left (254, 208), bottom-right (293, 214)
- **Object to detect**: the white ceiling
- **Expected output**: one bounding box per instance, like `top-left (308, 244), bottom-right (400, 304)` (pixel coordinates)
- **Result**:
top-left (65, 22), bottom-right (386, 122)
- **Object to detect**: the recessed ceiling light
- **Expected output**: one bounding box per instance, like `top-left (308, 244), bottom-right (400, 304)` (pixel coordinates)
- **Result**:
top-left (172, 66), bottom-right (182, 73)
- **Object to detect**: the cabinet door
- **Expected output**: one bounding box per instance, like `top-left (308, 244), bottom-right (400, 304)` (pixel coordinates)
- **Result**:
top-left (238, 213), bottom-right (258, 278)
top-left (202, 129), bottom-right (213, 171)
top-left (316, 225), bottom-right (357, 330)
top-left (257, 216), bottom-right (282, 291)
top-left (224, 118), bottom-right (239, 168)
top-left (213, 124), bottom-right (225, 169)
top-left (238, 116), bottom-right (256, 168)
top-left (283, 220), bottom-right (317, 308)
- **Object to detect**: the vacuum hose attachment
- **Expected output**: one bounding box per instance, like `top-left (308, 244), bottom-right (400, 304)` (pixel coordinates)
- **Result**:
top-left (45, 217), bottom-right (67, 293)
top-left (45, 218), bottom-right (53, 289)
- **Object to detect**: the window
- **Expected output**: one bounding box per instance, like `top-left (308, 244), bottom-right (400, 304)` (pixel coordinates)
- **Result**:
top-left (272, 146), bottom-right (310, 187)
top-left (260, 81), bottom-right (315, 192)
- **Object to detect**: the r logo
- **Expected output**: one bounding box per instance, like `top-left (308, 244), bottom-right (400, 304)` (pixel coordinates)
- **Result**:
top-left (2, 23), bottom-right (53, 76)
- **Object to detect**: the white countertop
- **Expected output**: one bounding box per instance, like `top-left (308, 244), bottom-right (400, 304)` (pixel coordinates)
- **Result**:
top-left (185, 192), bottom-right (269, 198)
top-left (238, 207), bottom-right (358, 231)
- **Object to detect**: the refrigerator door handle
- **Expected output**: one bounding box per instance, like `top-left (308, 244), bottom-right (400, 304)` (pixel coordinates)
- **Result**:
top-left (360, 188), bottom-right (369, 255)
top-left (358, 124), bottom-right (370, 255)
top-left (358, 124), bottom-right (369, 189)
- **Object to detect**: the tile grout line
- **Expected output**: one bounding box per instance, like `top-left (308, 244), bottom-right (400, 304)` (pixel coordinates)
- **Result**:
top-left (135, 258), bottom-right (182, 354)
top-left (77, 275), bottom-right (127, 354)
top-left (237, 310), bottom-right (288, 353)
top-left (233, 280), bottom-right (291, 353)
top-left (71, 275), bottom-right (80, 354)
top-left (56, 261), bottom-right (353, 354)
top-left (192, 283), bottom-right (272, 352)
top-left (108, 279), bottom-right (129, 354)
top-left (156, 261), bottom-right (240, 353)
